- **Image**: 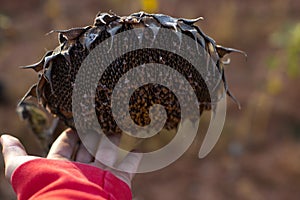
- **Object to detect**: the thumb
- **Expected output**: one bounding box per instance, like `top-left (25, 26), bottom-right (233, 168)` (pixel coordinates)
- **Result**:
top-left (1, 134), bottom-right (27, 160)
top-left (0, 134), bottom-right (28, 180)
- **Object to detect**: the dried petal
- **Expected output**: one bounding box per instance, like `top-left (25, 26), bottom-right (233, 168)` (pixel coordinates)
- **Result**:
top-left (20, 51), bottom-right (53, 72)
top-left (216, 45), bottom-right (247, 58)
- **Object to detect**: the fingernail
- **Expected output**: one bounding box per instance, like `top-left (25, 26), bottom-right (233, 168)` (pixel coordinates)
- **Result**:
top-left (0, 134), bottom-right (6, 144)
top-left (0, 134), bottom-right (9, 144)
top-left (0, 135), bottom-right (4, 146)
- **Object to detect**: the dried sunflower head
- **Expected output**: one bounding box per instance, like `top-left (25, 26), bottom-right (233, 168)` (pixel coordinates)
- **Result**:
top-left (19, 11), bottom-right (245, 150)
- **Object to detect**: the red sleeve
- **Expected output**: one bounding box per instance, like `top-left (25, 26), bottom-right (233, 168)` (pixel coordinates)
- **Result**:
top-left (11, 158), bottom-right (132, 200)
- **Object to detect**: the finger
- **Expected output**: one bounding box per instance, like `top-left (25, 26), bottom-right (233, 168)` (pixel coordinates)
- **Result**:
top-left (94, 136), bottom-right (119, 168)
top-left (1, 134), bottom-right (27, 162)
top-left (118, 152), bottom-right (142, 179)
top-left (47, 129), bottom-right (80, 160)
top-left (75, 143), bottom-right (94, 163)
top-left (76, 131), bottom-right (101, 163)
top-left (108, 153), bottom-right (142, 188)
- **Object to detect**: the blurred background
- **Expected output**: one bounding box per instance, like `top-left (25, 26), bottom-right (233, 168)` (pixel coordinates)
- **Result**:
top-left (0, 0), bottom-right (300, 199)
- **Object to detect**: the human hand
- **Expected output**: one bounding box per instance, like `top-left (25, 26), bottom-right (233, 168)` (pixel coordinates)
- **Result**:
top-left (1, 129), bottom-right (142, 188)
